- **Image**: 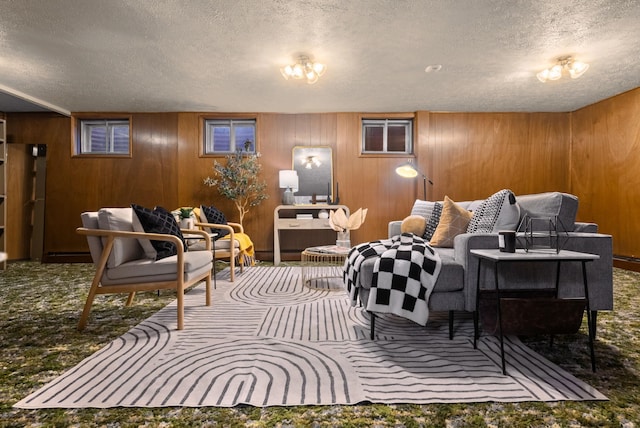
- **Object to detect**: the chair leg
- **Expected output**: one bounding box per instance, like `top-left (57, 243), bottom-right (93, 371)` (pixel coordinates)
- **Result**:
top-left (177, 287), bottom-right (184, 330)
top-left (229, 253), bottom-right (236, 282)
top-left (205, 273), bottom-right (212, 306)
top-left (125, 292), bottom-right (136, 306)
top-left (370, 312), bottom-right (376, 340)
top-left (448, 310), bottom-right (454, 340)
top-left (78, 278), bottom-right (101, 331)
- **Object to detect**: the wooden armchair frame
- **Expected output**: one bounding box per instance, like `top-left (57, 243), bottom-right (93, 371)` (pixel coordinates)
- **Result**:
top-left (194, 221), bottom-right (245, 282)
top-left (76, 228), bottom-right (212, 331)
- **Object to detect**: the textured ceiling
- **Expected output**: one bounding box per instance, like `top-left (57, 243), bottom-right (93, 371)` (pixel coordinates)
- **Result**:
top-left (1, 0), bottom-right (639, 115)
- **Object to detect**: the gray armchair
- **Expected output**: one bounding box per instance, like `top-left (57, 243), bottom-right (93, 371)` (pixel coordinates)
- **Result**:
top-left (77, 209), bottom-right (213, 331)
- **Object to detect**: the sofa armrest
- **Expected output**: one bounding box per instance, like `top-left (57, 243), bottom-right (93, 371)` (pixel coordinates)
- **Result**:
top-left (453, 233), bottom-right (500, 311)
top-left (453, 231), bottom-right (613, 313)
top-left (388, 221), bottom-right (402, 238)
top-left (559, 233), bottom-right (613, 310)
top-left (573, 222), bottom-right (598, 233)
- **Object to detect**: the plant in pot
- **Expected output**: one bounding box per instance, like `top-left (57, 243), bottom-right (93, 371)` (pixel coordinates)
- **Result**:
top-left (203, 141), bottom-right (268, 227)
top-left (175, 207), bottom-right (195, 229)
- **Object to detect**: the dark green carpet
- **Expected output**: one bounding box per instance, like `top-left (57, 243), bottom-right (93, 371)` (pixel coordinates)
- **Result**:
top-left (1, 261), bottom-right (638, 427)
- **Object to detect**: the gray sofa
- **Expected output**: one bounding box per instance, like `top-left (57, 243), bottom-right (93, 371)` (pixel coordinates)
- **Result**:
top-left (356, 191), bottom-right (613, 338)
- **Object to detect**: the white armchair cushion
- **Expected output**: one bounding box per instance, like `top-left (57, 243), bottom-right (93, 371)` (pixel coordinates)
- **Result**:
top-left (97, 208), bottom-right (144, 268)
top-left (103, 250), bottom-right (213, 283)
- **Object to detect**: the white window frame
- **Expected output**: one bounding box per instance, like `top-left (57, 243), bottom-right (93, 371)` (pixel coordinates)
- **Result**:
top-left (204, 119), bottom-right (256, 154)
top-left (361, 118), bottom-right (413, 154)
top-left (76, 119), bottom-right (131, 156)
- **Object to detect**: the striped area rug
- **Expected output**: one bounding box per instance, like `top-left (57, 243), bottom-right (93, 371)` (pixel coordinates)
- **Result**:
top-left (15, 266), bottom-right (606, 408)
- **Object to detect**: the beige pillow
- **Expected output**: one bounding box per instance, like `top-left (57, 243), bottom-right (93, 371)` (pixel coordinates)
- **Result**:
top-left (430, 196), bottom-right (473, 247)
top-left (400, 215), bottom-right (426, 236)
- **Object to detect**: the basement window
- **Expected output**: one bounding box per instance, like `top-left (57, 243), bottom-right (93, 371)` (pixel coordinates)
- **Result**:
top-left (204, 119), bottom-right (256, 154)
top-left (361, 118), bottom-right (413, 154)
top-left (75, 119), bottom-right (131, 156)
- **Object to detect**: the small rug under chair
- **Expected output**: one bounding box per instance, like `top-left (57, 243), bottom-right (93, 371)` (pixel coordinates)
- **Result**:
top-left (15, 266), bottom-right (606, 408)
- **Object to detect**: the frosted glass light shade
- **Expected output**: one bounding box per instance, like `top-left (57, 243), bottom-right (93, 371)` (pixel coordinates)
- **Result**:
top-left (569, 61), bottom-right (589, 78)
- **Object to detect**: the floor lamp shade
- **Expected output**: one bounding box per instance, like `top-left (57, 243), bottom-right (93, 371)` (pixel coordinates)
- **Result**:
top-left (395, 161), bottom-right (432, 200)
top-left (279, 170), bottom-right (298, 204)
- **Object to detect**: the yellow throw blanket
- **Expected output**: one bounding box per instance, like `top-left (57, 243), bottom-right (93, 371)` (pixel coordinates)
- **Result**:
top-left (221, 232), bottom-right (255, 266)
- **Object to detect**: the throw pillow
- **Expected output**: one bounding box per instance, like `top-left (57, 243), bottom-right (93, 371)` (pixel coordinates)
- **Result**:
top-left (131, 204), bottom-right (186, 260)
top-left (430, 196), bottom-right (473, 248)
top-left (131, 210), bottom-right (157, 259)
top-left (466, 189), bottom-right (520, 233)
top-left (97, 208), bottom-right (144, 268)
top-left (423, 201), bottom-right (443, 240)
top-left (200, 205), bottom-right (230, 240)
top-left (410, 199), bottom-right (436, 218)
top-left (516, 192), bottom-right (578, 232)
top-left (400, 215), bottom-right (426, 236)
top-left (409, 199), bottom-right (443, 240)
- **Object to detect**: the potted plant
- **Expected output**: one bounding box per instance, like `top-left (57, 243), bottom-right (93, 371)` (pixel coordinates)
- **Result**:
top-left (175, 207), bottom-right (195, 229)
top-left (203, 141), bottom-right (268, 226)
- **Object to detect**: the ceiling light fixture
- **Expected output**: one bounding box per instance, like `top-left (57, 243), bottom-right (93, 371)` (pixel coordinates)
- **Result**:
top-left (536, 56), bottom-right (589, 83)
top-left (281, 55), bottom-right (326, 85)
top-left (302, 155), bottom-right (322, 169)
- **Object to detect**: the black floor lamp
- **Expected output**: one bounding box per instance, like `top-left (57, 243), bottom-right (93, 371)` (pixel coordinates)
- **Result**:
top-left (395, 160), bottom-right (433, 200)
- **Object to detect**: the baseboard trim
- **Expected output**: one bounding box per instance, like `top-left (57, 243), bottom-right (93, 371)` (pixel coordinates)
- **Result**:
top-left (613, 256), bottom-right (640, 272)
top-left (43, 252), bottom-right (92, 263)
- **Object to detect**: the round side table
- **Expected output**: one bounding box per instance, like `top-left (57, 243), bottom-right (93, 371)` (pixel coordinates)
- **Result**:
top-left (300, 246), bottom-right (349, 290)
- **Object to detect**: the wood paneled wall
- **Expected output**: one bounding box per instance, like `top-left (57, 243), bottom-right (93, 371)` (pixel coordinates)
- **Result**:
top-left (4, 88), bottom-right (638, 262)
top-left (6, 113), bottom-right (70, 260)
top-left (425, 112), bottom-right (571, 201)
top-left (571, 88), bottom-right (640, 258)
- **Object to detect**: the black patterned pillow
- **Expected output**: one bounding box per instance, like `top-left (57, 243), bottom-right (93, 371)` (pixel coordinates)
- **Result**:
top-left (423, 201), bottom-right (443, 240)
top-left (200, 205), bottom-right (230, 240)
top-left (467, 189), bottom-right (520, 233)
top-left (131, 204), bottom-right (186, 260)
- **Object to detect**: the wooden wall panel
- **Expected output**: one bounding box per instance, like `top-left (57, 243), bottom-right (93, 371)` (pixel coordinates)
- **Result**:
top-left (175, 113), bottom-right (341, 258)
top-left (425, 112), bottom-right (571, 202)
top-left (15, 112), bottom-right (180, 258)
top-left (7, 91), bottom-right (639, 263)
top-left (335, 113), bottom-right (418, 246)
top-left (6, 113), bottom-right (69, 260)
top-left (5, 143), bottom-right (32, 260)
top-left (571, 88), bottom-right (640, 258)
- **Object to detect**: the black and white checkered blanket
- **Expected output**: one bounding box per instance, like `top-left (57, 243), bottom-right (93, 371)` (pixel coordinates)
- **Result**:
top-left (343, 233), bottom-right (442, 326)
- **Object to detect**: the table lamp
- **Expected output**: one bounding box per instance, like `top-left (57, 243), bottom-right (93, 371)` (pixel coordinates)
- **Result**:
top-left (279, 170), bottom-right (298, 205)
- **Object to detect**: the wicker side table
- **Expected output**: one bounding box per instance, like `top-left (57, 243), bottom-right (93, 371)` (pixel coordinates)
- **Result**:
top-left (301, 246), bottom-right (349, 290)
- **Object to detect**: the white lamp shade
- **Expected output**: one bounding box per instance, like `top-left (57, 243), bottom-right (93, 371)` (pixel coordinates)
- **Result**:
top-left (279, 170), bottom-right (299, 192)
top-left (395, 163), bottom-right (419, 178)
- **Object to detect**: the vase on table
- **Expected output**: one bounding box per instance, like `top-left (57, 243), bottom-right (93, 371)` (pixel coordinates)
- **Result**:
top-left (336, 230), bottom-right (350, 249)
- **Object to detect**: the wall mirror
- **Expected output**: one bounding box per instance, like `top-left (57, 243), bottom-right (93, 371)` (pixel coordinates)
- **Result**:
top-left (292, 146), bottom-right (333, 204)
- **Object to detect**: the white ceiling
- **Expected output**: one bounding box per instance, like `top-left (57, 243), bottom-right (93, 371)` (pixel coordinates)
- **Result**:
top-left (1, 0), bottom-right (639, 115)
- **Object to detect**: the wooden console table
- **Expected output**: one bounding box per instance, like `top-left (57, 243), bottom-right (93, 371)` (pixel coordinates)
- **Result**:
top-left (273, 205), bottom-right (349, 266)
